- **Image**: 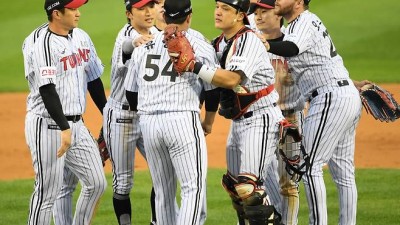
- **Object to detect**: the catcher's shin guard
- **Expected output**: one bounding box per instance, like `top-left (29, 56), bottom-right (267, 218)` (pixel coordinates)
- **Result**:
top-left (222, 172), bottom-right (248, 224)
top-left (244, 205), bottom-right (281, 225)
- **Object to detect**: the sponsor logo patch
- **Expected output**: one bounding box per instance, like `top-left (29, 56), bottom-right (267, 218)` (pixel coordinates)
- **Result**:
top-left (116, 118), bottom-right (133, 123)
top-left (39, 66), bottom-right (57, 79)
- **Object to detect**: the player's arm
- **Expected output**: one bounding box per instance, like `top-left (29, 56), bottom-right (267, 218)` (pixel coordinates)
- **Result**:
top-left (191, 62), bottom-right (242, 89)
top-left (264, 41), bottom-right (299, 57)
top-left (201, 87), bottom-right (220, 136)
top-left (125, 91), bottom-right (138, 111)
top-left (39, 84), bottom-right (72, 157)
top-left (87, 78), bottom-right (107, 114)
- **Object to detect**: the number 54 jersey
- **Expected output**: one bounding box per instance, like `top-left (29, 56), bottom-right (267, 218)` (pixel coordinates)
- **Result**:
top-left (124, 30), bottom-right (219, 115)
top-left (284, 10), bottom-right (351, 100)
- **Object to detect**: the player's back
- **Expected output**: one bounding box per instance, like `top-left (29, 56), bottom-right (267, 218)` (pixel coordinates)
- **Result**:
top-left (284, 10), bottom-right (350, 97)
top-left (130, 31), bottom-right (217, 114)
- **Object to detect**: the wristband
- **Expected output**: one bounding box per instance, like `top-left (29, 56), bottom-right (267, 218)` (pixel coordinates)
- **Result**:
top-left (193, 62), bottom-right (216, 84)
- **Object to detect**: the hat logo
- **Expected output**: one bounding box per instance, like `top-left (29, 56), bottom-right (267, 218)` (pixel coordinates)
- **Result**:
top-left (47, 1), bottom-right (60, 10)
top-left (169, 12), bottom-right (179, 17)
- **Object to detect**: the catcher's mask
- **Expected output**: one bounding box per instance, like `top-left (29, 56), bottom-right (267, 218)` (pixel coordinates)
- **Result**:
top-left (278, 121), bottom-right (310, 182)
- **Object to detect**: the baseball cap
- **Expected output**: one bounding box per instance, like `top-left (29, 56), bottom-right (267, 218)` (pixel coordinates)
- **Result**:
top-left (44, 0), bottom-right (88, 14)
top-left (124, 0), bottom-right (159, 10)
top-left (164, 0), bottom-right (192, 19)
top-left (248, 0), bottom-right (275, 14)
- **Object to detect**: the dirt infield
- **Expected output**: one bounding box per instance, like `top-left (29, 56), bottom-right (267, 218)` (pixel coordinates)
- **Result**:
top-left (1, 84), bottom-right (399, 180)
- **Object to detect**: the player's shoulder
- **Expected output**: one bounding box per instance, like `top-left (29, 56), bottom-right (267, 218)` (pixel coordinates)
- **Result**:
top-left (23, 23), bottom-right (49, 47)
top-left (187, 28), bottom-right (208, 42)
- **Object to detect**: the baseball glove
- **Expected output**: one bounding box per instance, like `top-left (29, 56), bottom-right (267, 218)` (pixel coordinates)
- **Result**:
top-left (163, 24), bottom-right (196, 75)
top-left (97, 128), bottom-right (109, 166)
top-left (359, 84), bottom-right (400, 122)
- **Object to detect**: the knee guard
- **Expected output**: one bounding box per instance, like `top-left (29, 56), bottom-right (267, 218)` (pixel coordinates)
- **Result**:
top-left (222, 172), bottom-right (247, 223)
top-left (235, 174), bottom-right (267, 206)
top-left (244, 205), bottom-right (281, 225)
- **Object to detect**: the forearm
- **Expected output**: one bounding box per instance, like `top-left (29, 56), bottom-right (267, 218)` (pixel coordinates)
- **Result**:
top-left (193, 62), bottom-right (241, 89)
top-left (267, 41), bottom-right (299, 57)
top-left (88, 78), bottom-right (107, 114)
top-left (39, 84), bottom-right (69, 130)
top-left (125, 90), bottom-right (138, 111)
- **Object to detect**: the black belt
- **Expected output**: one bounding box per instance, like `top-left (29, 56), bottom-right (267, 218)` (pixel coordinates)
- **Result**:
top-left (310, 79), bottom-right (349, 100)
top-left (122, 104), bottom-right (130, 110)
top-left (235, 103), bottom-right (277, 120)
top-left (65, 115), bottom-right (81, 122)
top-left (281, 109), bottom-right (295, 116)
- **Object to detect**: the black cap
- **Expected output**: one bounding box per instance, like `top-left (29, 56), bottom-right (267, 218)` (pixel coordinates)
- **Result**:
top-left (44, 0), bottom-right (88, 14)
top-left (304, 0), bottom-right (311, 5)
top-left (124, 0), bottom-right (158, 11)
top-left (164, 0), bottom-right (192, 19)
top-left (248, 0), bottom-right (275, 14)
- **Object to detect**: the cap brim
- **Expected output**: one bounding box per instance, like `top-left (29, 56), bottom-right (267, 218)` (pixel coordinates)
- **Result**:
top-left (248, 2), bottom-right (274, 14)
top-left (65, 0), bottom-right (88, 9)
top-left (132, 0), bottom-right (158, 8)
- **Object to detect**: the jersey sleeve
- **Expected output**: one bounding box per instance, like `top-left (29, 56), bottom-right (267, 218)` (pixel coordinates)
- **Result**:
top-left (283, 14), bottom-right (313, 54)
top-left (225, 32), bottom-right (266, 80)
top-left (124, 46), bottom-right (142, 93)
top-left (31, 34), bottom-right (58, 88)
top-left (84, 35), bottom-right (104, 82)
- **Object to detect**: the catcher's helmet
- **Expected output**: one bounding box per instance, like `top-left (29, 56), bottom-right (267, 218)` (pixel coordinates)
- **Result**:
top-left (216, 0), bottom-right (250, 12)
top-left (216, 0), bottom-right (250, 24)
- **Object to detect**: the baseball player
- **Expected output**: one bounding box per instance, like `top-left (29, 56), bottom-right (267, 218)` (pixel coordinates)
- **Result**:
top-left (249, 0), bottom-right (306, 224)
top-left (124, 0), bottom-right (221, 224)
top-left (103, 0), bottom-right (159, 225)
top-left (264, 0), bottom-right (363, 224)
top-left (183, 0), bottom-right (285, 224)
top-left (23, 0), bottom-right (107, 224)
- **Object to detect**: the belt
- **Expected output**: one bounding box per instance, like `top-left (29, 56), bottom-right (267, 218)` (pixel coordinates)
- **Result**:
top-left (281, 109), bottom-right (295, 116)
top-left (310, 79), bottom-right (349, 100)
top-left (65, 115), bottom-right (81, 123)
top-left (122, 104), bottom-right (131, 111)
top-left (235, 103), bottom-right (277, 120)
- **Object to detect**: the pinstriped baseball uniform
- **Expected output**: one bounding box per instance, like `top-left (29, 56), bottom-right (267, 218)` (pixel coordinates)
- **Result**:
top-left (103, 23), bottom-right (158, 197)
top-left (284, 10), bottom-right (362, 225)
top-left (214, 31), bottom-right (284, 188)
top-left (24, 27), bottom-right (107, 225)
top-left (124, 31), bottom-right (217, 225)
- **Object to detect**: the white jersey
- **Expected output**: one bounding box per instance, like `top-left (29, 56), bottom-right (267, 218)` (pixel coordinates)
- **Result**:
top-left (124, 31), bottom-right (219, 114)
top-left (214, 30), bottom-right (279, 112)
top-left (284, 10), bottom-right (350, 99)
top-left (26, 28), bottom-right (104, 117)
top-left (109, 23), bottom-right (159, 103)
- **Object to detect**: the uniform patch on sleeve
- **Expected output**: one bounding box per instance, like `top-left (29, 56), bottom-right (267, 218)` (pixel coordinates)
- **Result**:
top-left (39, 66), bottom-right (57, 79)
top-left (227, 55), bottom-right (246, 69)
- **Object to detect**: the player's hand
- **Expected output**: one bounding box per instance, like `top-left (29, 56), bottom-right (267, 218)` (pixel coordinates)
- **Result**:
top-left (256, 33), bottom-right (270, 51)
top-left (133, 34), bottom-right (154, 47)
top-left (201, 121), bottom-right (213, 136)
top-left (353, 80), bottom-right (373, 92)
top-left (57, 128), bottom-right (72, 158)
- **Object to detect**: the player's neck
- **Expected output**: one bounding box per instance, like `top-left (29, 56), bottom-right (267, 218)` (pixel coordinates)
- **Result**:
top-left (223, 24), bottom-right (245, 40)
top-left (155, 21), bottom-right (167, 31)
top-left (285, 8), bottom-right (305, 24)
top-left (48, 22), bottom-right (72, 36)
top-left (131, 24), bottom-right (151, 35)
top-left (261, 28), bottom-right (283, 40)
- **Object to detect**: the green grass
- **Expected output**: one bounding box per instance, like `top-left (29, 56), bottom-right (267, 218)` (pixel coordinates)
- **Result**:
top-left (0, 0), bottom-right (399, 92)
top-left (1, 168), bottom-right (399, 225)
